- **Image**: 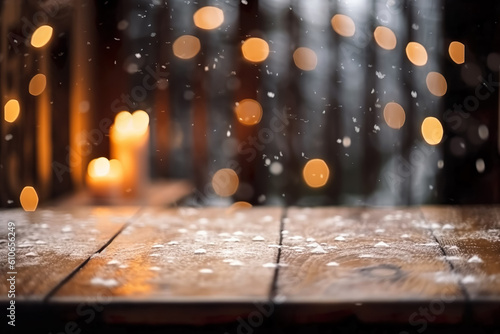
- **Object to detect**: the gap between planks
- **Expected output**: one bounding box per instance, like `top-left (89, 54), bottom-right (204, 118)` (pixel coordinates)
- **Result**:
top-left (42, 207), bottom-right (146, 302)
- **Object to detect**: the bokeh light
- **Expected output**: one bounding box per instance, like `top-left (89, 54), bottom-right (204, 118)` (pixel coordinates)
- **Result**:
top-left (303, 159), bottom-right (330, 188)
top-left (4, 99), bottom-right (20, 123)
top-left (421, 117), bottom-right (444, 145)
top-left (173, 35), bottom-right (201, 59)
top-left (235, 99), bottom-right (263, 126)
top-left (293, 47), bottom-right (317, 71)
top-left (212, 168), bottom-right (239, 197)
top-left (31, 25), bottom-right (53, 48)
top-left (29, 74), bottom-right (47, 96)
top-left (406, 42), bottom-right (428, 66)
top-left (426, 72), bottom-right (447, 97)
top-left (193, 6), bottom-right (224, 30)
top-left (229, 201), bottom-right (253, 211)
top-left (373, 26), bottom-right (397, 50)
top-left (383, 102), bottom-right (406, 129)
top-left (331, 14), bottom-right (355, 37)
top-left (20, 186), bottom-right (39, 212)
top-left (449, 41), bottom-right (465, 64)
top-left (241, 37), bottom-right (269, 63)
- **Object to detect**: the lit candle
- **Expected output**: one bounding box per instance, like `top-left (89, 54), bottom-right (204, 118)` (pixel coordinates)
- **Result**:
top-left (110, 110), bottom-right (150, 197)
top-left (86, 157), bottom-right (124, 199)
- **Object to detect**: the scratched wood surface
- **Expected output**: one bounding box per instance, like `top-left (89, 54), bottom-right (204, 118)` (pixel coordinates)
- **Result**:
top-left (275, 207), bottom-right (465, 323)
top-left (0, 207), bottom-right (139, 300)
top-left (421, 205), bottom-right (500, 324)
top-left (52, 207), bottom-right (282, 324)
top-left (2, 205), bottom-right (500, 328)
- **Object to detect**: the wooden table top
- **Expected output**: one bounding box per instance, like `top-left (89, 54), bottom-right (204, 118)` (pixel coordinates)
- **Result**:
top-left (1, 202), bottom-right (499, 332)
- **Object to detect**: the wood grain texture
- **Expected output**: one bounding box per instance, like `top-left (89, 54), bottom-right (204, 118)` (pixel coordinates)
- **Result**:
top-left (421, 205), bottom-right (500, 324)
top-left (52, 207), bottom-right (282, 324)
top-left (0, 207), bottom-right (139, 300)
top-left (276, 207), bottom-right (464, 323)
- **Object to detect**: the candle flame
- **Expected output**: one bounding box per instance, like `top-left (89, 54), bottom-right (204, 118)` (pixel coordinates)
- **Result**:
top-left (4, 99), bottom-right (20, 123)
top-left (88, 158), bottom-right (123, 178)
top-left (20, 186), bottom-right (39, 212)
top-left (114, 110), bottom-right (149, 135)
top-left (31, 25), bottom-right (53, 48)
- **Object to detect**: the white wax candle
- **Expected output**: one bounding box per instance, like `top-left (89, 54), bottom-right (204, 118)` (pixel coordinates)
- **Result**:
top-left (110, 110), bottom-right (149, 197)
top-left (86, 158), bottom-right (124, 199)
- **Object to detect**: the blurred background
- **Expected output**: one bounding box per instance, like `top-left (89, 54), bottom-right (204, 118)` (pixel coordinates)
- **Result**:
top-left (1, 0), bottom-right (499, 208)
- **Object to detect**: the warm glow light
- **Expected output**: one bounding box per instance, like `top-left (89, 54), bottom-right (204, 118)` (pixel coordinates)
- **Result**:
top-left (373, 26), bottom-right (397, 50)
top-left (229, 201), bottom-right (253, 211)
top-left (293, 47), bottom-right (317, 71)
top-left (114, 110), bottom-right (149, 135)
top-left (303, 159), bottom-right (330, 188)
top-left (331, 14), bottom-right (355, 37)
top-left (4, 99), bottom-right (20, 123)
top-left (241, 37), bottom-right (269, 63)
top-left (193, 6), bottom-right (224, 30)
top-left (212, 168), bottom-right (239, 197)
top-left (20, 186), bottom-right (39, 212)
top-left (383, 102), bottom-right (406, 129)
top-left (173, 35), bottom-right (201, 59)
top-left (449, 41), bottom-right (465, 64)
top-left (406, 42), bottom-right (428, 66)
top-left (88, 158), bottom-right (123, 178)
top-left (426, 72), bottom-right (447, 97)
top-left (421, 117), bottom-right (444, 145)
top-left (29, 74), bottom-right (47, 96)
top-left (31, 25), bottom-right (53, 48)
top-left (89, 157), bottom-right (111, 177)
top-left (235, 99), bottom-right (263, 126)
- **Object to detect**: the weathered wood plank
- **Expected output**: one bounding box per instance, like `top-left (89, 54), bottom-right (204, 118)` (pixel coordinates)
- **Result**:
top-left (421, 205), bottom-right (500, 324)
top-left (0, 207), bottom-right (139, 300)
top-left (276, 207), bottom-right (464, 323)
top-left (52, 207), bottom-right (282, 325)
